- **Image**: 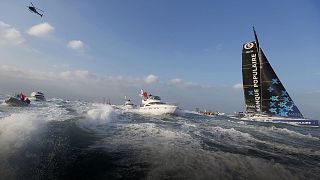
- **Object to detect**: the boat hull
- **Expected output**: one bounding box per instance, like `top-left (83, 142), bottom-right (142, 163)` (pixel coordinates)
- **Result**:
top-left (272, 119), bottom-right (319, 126)
top-left (5, 97), bottom-right (29, 106)
top-left (241, 116), bottom-right (319, 126)
top-left (139, 104), bottom-right (177, 115)
top-left (29, 97), bottom-right (46, 101)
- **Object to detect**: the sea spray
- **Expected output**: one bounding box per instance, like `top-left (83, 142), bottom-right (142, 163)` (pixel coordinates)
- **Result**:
top-left (0, 112), bottom-right (45, 154)
top-left (77, 104), bottom-right (116, 130)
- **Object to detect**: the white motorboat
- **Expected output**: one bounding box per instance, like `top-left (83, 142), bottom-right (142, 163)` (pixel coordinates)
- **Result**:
top-left (138, 90), bottom-right (177, 115)
top-left (124, 96), bottom-right (135, 109)
top-left (29, 92), bottom-right (46, 101)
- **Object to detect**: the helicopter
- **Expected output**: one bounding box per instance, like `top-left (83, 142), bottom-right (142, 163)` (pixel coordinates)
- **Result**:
top-left (28, 2), bottom-right (44, 17)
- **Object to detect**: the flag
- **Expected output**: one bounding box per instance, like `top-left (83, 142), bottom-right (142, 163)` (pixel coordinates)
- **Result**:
top-left (20, 92), bottom-right (26, 100)
top-left (140, 89), bottom-right (148, 99)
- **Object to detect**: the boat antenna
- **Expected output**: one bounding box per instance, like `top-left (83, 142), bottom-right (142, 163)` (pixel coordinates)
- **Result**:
top-left (253, 26), bottom-right (260, 52)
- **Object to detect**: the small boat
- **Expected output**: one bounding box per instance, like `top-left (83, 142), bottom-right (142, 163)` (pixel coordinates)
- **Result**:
top-left (124, 96), bottom-right (135, 109)
top-left (5, 95), bottom-right (30, 107)
top-left (240, 27), bottom-right (319, 126)
top-left (138, 90), bottom-right (177, 115)
top-left (202, 111), bottom-right (216, 116)
top-left (199, 110), bottom-right (225, 116)
top-left (29, 92), bottom-right (46, 101)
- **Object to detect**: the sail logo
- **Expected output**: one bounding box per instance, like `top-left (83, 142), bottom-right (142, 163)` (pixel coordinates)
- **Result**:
top-left (251, 53), bottom-right (261, 112)
top-left (244, 42), bottom-right (254, 50)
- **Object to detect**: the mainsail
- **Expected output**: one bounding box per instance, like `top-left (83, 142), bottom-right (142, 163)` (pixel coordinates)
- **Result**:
top-left (242, 41), bottom-right (262, 114)
top-left (242, 28), bottom-right (304, 118)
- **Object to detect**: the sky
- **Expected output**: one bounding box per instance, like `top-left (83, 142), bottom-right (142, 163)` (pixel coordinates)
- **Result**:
top-left (0, 0), bottom-right (320, 118)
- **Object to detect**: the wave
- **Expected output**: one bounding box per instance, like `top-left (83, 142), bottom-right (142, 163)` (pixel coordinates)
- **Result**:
top-left (202, 126), bottom-right (257, 143)
top-left (119, 122), bottom-right (189, 139)
top-left (197, 125), bottom-right (320, 156)
top-left (227, 119), bottom-right (319, 141)
top-left (77, 104), bottom-right (116, 130)
top-left (265, 126), bottom-right (319, 141)
top-left (0, 112), bottom-right (45, 154)
top-left (0, 100), bottom-right (80, 154)
top-left (147, 150), bottom-right (302, 180)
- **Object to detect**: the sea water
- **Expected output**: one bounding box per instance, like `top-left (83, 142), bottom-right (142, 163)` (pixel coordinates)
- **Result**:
top-left (0, 95), bottom-right (319, 179)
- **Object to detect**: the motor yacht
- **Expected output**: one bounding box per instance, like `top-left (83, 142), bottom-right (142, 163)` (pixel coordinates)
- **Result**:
top-left (138, 90), bottom-right (177, 115)
top-left (29, 92), bottom-right (46, 101)
top-left (124, 96), bottom-right (135, 109)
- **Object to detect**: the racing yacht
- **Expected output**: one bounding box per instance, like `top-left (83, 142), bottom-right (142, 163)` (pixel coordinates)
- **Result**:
top-left (240, 27), bottom-right (319, 126)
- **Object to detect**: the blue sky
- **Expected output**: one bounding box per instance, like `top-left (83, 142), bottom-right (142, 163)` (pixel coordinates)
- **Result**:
top-left (0, 0), bottom-right (319, 118)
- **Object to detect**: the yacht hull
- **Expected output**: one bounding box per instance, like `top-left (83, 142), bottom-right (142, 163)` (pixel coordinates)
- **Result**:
top-left (241, 116), bottom-right (319, 126)
top-left (139, 105), bottom-right (177, 115)
top-left (29, 97), bottom-right (46, 101)
top-left (29, 92), bottom-right (46, 101)
top-left (5, 97), bottom-right (29, 106)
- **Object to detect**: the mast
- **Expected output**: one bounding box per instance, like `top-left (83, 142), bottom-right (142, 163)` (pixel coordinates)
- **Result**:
top-left (253, 26), bottom-right (260, 53)
top-left (253, 26), bottom-right (263, 114)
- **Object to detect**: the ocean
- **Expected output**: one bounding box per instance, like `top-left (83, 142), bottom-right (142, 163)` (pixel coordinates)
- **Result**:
top-left (0, 96), bottom-right (319, 180)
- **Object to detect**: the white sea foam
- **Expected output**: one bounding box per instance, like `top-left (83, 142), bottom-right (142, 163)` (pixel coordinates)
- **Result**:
top-left (78, 104), bottom-right (116, 129)
top-left (40, 105), bottom-right (70, 121)
top-left (206, 126), bottom-right (257, 142)
top-left (268, 126), bottom-right (319, 141)
top-left (242, 124), bottom-right (320, 141)
top-left (113, 122), bottom-right (197, 149)
top-left (0, 112), bottom-right (45, 154)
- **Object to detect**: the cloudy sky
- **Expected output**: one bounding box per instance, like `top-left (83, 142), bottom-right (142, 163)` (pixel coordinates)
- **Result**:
top-left (0, 0), bottom-right (320, 118)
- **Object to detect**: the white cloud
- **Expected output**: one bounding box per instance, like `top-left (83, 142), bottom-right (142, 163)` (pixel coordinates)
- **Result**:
top-left (233, 83), bottom-right (243, 91)
top-left (0, 21), bottom-right (24, 46)
top-left (169, 78), bottom-right (183, 85)
top-left (27, 22), bottom-right (54, 37)
top-left (144, 74), bottom-right (159, 84)
top-left (67, 40), bottom-right (84, 50)
top-left (168, 78), bottom-right (197, 88)
top-left (0, 65), bottom-right (155, 91)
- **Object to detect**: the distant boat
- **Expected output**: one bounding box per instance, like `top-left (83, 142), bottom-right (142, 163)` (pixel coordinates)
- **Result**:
top-left (124, 96), bottom-right (135, 109)
top-left (241, 27), bottom-right (319, 126)
top-left (197, 109), bottom-right (225, 116)
top-left (138, 90), bottom-right (178, 115)
top-left (29, 92), bottom-right (46, 101)
top-left (5, 92), bottom-right (30, 106)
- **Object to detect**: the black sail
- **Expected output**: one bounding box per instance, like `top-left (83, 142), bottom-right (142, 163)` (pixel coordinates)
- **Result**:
top-left (242, 41), bottom-right (262, 114)
top-left (259, 49), bottom-right (304, 118)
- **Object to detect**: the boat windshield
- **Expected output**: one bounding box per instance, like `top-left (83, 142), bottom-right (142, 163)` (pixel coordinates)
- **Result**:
top-left (149, 96), bottom-right (161, 100)
top-left (148, 102), bottom-right (165, 105)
